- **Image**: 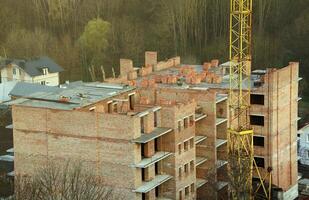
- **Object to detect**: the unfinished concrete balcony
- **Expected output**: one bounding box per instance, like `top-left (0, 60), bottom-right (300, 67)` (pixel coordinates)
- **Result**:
top-left (216, 93), bottom-right (228, 104)
top-left (216, 160), bottom-right (228, 169)
top-left (133, 174), bottom-right (172, 194)
top-left (195, 135), bottom-right (207, 145)
top-left (195, 112), bottom-right (207, 122)
top-left (217, 181), bottom-right (228, 191)
top-left (132, 127), bottom-right (172, 144)
top-left (215, 139), bottom-right (227, 148)
top-left (195, 105), bottom-right (207, 122)
top-left (216, 118), bottom-right (228, 126)
top-left (196, 178), bottom-right (208, 189)
top-left (134, 152), bottom-right (173, 168)
top-left (195, 156), bottom-right (208, 167)
top-left (0, 154), bottom-right (14, 162)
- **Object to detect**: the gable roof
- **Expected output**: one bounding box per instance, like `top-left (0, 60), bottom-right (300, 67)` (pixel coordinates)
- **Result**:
top-left (0, 56), bottom-right (64, 76)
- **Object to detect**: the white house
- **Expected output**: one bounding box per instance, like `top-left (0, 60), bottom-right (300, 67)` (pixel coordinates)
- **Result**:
top-left (0, 56), bottom-right (63, 86)
top-left (298, 124), bottom-right (309, 165)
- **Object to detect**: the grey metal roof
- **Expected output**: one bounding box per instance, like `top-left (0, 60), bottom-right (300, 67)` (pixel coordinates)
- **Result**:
top-left (0, 81), bottom-right (18, 102)
top-left (9, 82), bottom-right (62, 98)
top-left (7, 81), bottom-right (136, 110)
top-left (0, 56), bottom-right (64, 76)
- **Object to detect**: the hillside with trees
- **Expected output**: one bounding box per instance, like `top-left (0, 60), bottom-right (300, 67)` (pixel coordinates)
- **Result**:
top-left (0, 0), bottom-right (308, 122)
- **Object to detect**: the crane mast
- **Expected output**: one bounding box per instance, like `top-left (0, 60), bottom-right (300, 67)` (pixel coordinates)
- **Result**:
top-left (227, 0), bottom-right (268, 199)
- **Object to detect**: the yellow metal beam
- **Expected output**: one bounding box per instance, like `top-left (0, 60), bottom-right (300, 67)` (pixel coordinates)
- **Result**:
top-left (227, 0), bottom-right (271, 199)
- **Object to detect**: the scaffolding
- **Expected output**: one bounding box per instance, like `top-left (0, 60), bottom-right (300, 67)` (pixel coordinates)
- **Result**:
top-left (227, 0), bottom-right (271, 199)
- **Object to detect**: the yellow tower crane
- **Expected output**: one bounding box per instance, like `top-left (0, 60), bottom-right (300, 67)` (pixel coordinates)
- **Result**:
top-left (228, 0), bottom-right (271, 199)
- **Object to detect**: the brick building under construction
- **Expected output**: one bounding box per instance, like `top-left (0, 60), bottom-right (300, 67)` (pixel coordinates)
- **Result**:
top-left (9, 51), bottom-right (300, 199)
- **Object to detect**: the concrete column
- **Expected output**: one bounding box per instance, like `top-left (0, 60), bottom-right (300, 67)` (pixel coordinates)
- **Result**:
top-left (144, 113), bottom-right (155, 133)
top-left (145, 165), bottom-right (155, 181)
top-left (145, 189), bottom-right (156, 200)
top-left (144, 140), bottom-right (155, 158)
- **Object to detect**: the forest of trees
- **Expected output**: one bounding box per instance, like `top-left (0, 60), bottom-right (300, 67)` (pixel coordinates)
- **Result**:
top-left (0, 0), bottom-right (308, 94)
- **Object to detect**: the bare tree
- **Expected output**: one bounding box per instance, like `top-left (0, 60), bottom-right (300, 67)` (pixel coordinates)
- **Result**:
top-left (7, 161), bottom-right (125, 200)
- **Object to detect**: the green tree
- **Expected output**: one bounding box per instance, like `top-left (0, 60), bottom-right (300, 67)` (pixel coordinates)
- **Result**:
top-left (78, 18), bottom-right (111, 80)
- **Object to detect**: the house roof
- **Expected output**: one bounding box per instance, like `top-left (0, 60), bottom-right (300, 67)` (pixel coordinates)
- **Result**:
top-left (6, 81), bottom-right (136, 110)
top-left (9, 82), bottom-right (62, 98)
top-left (0, 56), bottom-right (64, 76)
top-left (0, 81), bottom-right (18, 102)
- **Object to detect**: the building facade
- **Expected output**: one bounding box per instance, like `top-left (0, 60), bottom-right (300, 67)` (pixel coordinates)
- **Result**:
top-left (9, 51), bottom-right (300, 199)
top-left (0, 56), bottom-right (63, 86)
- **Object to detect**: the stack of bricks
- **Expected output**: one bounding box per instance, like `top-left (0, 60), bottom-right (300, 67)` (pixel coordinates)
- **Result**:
top-left (139, 79), bottom-right (157, 88)
top-left (139, 96), bottom-right (150, 105)
top-left (127, 71), bottom-right (137, 80)
top-left (202, 59), bottom-right (223, 84)
top-left (159, 99), bottom-right (175, 106)
top-left (167, 75), bottom-right (178, 84)
top-left (157, 75), bottom-right (178, 84)
top-left (139, 64), bottom-right (153, 76)
top-left (211, 59), bottom-right (219, 68)
top-left (127, 80), bottom-right (137, 86)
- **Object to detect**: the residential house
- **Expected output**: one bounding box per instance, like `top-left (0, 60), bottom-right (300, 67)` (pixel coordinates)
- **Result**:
top-left (0, 56), bottom-right (63, 86)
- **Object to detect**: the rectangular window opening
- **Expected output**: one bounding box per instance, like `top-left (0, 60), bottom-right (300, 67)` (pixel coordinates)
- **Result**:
top-left (179, 190), bottom-right (182, 200)
top-left (185, 186), bottom-right (189, 196)
top-left (107, 102), bottom-right (112, 113)
top-left (113, 103), bottom-right (118, 113)
top-left (250, 115), bottom-right (264, 126)
top-left (141, 117), bottom-right (145, 133)
top-left (142, 168), bottom-right (145, 181)
top-left (178, 120), bottom-right (182, 132)
top-left (141, 144), bottom-right (145, 158)
top-left (190, 138), bottom-right (194, 149)
top-left (253, 136), bottom-right (265, 147)
top-left (154, 111), bottom-right (158, 127)
top-left (184, 141), bottom-right (188, 151)
top-left (184, 118), bottom-right (189, 128)
top-left (155, 138), bottom-right (159, 152)
top-left (250, 94), bottom-right (264, 105)
top-left (190, 183), bottom-right (195, 193)
top-left (254, 157), bottom-right (265, 168)
top-left (190, 160), bottom-right (194, 170)
top-left (129, 94), bottom-right (135, 110)
top-left (184, 163), bottom-right (189, 173)
top-left (189, 115), bottom-right (194, 126)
